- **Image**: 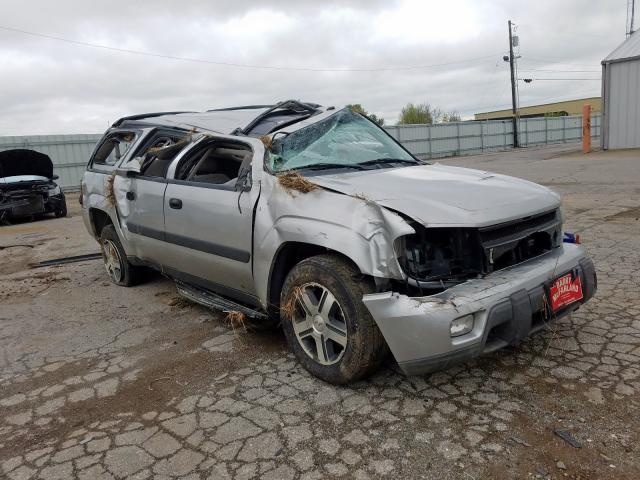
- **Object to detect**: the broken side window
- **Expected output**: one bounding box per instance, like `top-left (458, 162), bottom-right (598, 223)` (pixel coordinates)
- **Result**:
top-left (175, 140), bottom-right (252, 188)
top-left (92, 132), bottom-right (137, 168)
top-left (137, 134), bottom-right (188, 178)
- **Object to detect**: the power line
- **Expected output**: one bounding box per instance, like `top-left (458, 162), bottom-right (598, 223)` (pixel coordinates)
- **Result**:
top-left (516, 24), bottom-right (613, 40)
top-left (472, 88), bottom-right (602, 113)
top-left (0, 24), bottom-right (502, 73)
top-left (519, 68), bottom-right (601, 73)
top-left (520, 56), bottom-right (601, 68)
top-left (521, 78), bottom-right (601, 81)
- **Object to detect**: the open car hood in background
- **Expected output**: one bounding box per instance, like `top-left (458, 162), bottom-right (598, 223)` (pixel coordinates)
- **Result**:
top-left (0, 149), bottom-right (54, 179)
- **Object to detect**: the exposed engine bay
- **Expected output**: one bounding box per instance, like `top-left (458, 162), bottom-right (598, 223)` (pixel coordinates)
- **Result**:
top-left (0, 149), bottom-right (67, 223)
top-left (396, 209), bottom-right (563, 294)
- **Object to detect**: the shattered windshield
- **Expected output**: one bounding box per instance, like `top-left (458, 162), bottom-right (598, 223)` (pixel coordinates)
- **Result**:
top-left (267, 108), bottom-right (417, 172)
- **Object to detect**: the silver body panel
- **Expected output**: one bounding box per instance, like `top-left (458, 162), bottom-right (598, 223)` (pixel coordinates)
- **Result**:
top-left (362, 243), bottom-right (590, 372)
top-left (162, 180), bottom-right (257, 295)
top-left (81, 104), bottom-right (596, 375)
top-left (310, 163), bottom-right (561, 227)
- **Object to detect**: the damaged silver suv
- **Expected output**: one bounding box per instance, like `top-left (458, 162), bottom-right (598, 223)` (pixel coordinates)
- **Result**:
top-left (82, 101), bottom-right (596, 384)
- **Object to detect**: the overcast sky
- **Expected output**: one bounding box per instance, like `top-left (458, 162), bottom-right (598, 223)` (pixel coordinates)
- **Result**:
top-left (0, 0), bottom-right (629, 135)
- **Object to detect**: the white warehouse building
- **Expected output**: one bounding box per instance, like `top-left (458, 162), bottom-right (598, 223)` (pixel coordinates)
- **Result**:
top-left (601, 31), bottom-right (640, 150)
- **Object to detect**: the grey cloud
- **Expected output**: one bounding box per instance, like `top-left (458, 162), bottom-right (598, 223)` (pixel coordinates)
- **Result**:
top-left (0, 0), bottom-right (627, 134)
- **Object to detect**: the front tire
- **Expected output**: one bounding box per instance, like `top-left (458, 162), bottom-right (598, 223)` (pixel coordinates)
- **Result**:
top-left (280, 254), bottom-right (388, 384)
top-left (99, 224), bottom-right (143, 286)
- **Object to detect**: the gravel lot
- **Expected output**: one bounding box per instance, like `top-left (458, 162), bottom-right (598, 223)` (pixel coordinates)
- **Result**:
top-left (1, 144), bottom-right (639, 479)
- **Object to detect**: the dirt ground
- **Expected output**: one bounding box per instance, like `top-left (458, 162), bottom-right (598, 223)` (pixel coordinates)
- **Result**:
top-left (1, 144), bottom-right (639, 480)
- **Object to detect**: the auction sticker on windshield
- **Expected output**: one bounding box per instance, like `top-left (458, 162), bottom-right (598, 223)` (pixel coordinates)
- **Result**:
top-left (550, 272), bottom-right (583, 311)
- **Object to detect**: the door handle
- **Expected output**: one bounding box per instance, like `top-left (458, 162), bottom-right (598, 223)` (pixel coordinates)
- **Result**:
top-left (126, 191), bottom-right (135, 201)
top-left (169, 198), bottom-right (182, 209)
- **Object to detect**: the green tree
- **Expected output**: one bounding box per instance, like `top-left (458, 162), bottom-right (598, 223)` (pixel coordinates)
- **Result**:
top-left (397, 103), bottom-right (443, 125)
top-left (441, 111), bottom-right (462, 123)
top-left (347, 104), bottom-right (385, 126)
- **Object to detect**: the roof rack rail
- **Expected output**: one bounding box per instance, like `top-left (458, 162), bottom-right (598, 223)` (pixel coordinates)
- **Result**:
top-left (240, 100), bottom-right (322, 135)
top-left (207, 105), bottom-right (274, 112)
top-left (112, 111), bottom-right (195, 128)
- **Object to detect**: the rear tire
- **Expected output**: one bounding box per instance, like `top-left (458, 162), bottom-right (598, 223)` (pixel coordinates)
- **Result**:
top-left (280, 254), bottom-right (388, 384)
top-left (99, 224), bottom-right (143, 286)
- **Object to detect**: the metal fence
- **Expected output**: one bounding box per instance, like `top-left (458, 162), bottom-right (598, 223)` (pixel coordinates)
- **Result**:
top-left (0, 113), bottom-right (600, 190)
top-left (0, 134), bottom-right (101, 190)
top-left (385, 114), bottom-right (601, 159)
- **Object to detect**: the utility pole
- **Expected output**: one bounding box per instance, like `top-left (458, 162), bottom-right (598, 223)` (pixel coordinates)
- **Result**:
top-left (508, 20), bottom-right (519, 148)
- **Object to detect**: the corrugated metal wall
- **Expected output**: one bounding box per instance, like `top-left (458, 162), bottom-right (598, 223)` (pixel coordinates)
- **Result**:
top-left (0, 134), bottom-right (102, 190)
top-left (602, 58), bottom-right (640, 149)
top-left (387, 114), bottom-right (600, 159)
top-left (0, 114), bottom-right (600, 190)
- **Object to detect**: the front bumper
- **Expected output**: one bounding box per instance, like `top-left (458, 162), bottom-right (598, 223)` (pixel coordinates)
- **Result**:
top-left (362, 243), bottom-right (597, 376)
top-left (0, 192), bottom-right (65, 217)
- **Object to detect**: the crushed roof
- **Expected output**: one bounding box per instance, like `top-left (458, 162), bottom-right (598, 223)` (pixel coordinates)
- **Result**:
top-left (138, 108), bottom-right (272, 134)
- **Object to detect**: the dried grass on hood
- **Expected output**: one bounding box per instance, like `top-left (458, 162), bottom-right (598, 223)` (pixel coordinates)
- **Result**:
top-left (105, 173), bottom-right (116, 207)
top-left (224, 310), bottom-right (248, 333)
top-left (277, 172), bottom-right (319, 195)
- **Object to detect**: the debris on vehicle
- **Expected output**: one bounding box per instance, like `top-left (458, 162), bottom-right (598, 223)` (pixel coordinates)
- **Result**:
top-left (105, 173), bottom-right (116, 207)
top-left (352, 192), bottom-right (374, 203)
top-left (80, 100), bottom-right (597, 384)
top-left (0, 149), bottom-right (67, 223)
top-left (260, 135), bottom-right (274, 151)
top-left (277, 171), bottom-right (319, 195)
top-left (280, 285), bottom-right (304, 320)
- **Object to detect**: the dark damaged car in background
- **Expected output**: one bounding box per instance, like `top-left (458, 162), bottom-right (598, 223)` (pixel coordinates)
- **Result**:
top-left (80, 101), bottom-right (597, 384)
top-left (0, 149), bottom-right (67, 223)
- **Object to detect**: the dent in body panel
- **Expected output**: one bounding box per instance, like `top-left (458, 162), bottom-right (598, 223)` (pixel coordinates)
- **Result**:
top-left (82, 172), bottom-right (119, 232)
top-left (252, 173), bottom-right (414, 307)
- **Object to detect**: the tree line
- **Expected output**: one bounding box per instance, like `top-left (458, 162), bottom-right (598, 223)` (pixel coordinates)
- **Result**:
top-left (347, 103), bottom-right (461, 127)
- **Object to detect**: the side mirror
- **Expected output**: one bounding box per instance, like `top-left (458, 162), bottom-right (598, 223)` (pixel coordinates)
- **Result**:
top-left (52, 174), bottom-right (59, 180)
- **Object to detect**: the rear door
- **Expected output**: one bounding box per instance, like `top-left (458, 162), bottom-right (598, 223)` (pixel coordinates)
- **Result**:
top-left (117, 129), bottom-right (190, 264)
top-left (83, 129), bottom-right (141, 236)
top-left (161, 135), bottom-right (263, 302)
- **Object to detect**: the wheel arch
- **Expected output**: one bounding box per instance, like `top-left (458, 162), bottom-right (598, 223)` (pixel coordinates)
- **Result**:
top-left (89, 207), bottom-right (114, 237)
top-left (266, 241), bottom-right (361, 317)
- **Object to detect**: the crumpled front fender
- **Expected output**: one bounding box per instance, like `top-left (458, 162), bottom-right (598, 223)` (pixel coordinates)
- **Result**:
top-left (253, 174), bottom-right (414, 306)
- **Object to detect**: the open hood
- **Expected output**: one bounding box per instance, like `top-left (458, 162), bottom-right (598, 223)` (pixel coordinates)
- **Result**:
top-left (310, 163), bottom-right (561, 227)
top-left (0, 149), bottom-right (54, 179)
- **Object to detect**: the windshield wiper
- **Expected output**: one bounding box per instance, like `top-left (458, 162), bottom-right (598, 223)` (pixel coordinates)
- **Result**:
top-left (297, 163), bottom-right (367, 171)
top-left (358, 157), bottom-right (422, 167)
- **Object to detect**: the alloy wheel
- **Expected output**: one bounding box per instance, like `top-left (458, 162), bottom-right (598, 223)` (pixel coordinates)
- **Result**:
top-left (290, 282), bottom-right (348, 365)
top-left (101, 239), bottom-right (123, 283)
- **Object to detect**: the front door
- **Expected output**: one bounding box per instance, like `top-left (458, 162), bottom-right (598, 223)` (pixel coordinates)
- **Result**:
top-left (162, 136), bottom-right (263, 301)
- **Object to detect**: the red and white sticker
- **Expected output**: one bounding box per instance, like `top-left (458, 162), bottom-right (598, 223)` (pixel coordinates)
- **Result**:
top-left (550, 273), bottom-right (583, 311)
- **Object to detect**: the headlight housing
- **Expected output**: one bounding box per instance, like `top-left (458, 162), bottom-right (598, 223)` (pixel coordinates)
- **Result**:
top-left (48, 185), bottom-right (61, 196)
